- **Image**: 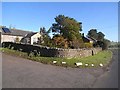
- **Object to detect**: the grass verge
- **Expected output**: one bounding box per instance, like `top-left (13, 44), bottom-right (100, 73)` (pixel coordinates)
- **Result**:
top-left (0, 48), bottom-right (112, 68)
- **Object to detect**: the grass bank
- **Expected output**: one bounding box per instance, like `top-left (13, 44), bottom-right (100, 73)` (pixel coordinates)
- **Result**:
top-left (0, 48), bottom-right (112, 68)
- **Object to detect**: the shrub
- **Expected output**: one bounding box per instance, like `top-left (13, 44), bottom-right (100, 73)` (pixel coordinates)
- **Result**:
top-left (15, 36), bottom-right (20, 43)
top-left (84, 43), bottom-right (93, 48)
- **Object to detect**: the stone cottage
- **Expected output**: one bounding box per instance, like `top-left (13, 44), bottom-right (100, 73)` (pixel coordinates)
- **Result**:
top-left (0, 26), bottom-right (41, 45)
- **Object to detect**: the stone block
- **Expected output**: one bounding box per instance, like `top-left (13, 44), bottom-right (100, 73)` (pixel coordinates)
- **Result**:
top-left (99, 63), bottom-right (103, 67)
top-left (75, 62), bottom-right (83, 66)
top-left (62, 62), bottom-right (66, 64)
top-left (85, 64), bottom-right (88, 66)
top-left (53, 61), bottom-right (57, 64)
top-left (91, 64), bottom-right (94, 67)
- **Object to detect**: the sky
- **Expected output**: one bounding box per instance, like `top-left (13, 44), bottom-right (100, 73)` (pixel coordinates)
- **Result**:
top-left (2, 2), bottom-right (118, 41)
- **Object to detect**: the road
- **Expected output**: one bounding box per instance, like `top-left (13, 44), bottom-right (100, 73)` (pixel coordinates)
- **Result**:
top-left (92, 49), bottom-right (118, 88)
top-left (2, 49), bottom-right (118, 88)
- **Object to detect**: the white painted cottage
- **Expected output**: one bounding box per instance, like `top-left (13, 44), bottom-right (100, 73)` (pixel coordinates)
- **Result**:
top-left (0, 26), bottom-right (41, 45)
top-left (21, 32), bottom-right (41, 45)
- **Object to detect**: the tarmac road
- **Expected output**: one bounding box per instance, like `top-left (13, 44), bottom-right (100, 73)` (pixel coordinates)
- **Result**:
top-left (2, 49), bottom-right (118, 88)
top-left (92, 49), bottom-right (118, 88)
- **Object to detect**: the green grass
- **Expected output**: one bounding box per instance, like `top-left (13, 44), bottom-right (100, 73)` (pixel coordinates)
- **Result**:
top-left (65, 50), bottom-right (112, 68)
top-left (0, 48), bottom-right (112, 68)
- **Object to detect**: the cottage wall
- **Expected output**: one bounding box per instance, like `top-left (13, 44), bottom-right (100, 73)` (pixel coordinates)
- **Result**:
top-left (31, 33), bottom-right (41, 44)
top-left (1, 35), bottom-right (23, 43)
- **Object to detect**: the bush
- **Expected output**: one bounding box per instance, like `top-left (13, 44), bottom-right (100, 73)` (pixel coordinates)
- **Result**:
top-left (102, 39), bottom-right (110, 50)
top-left (15, 36), bottom-right (20, 43)
top-left (84, 43), bottom-right (93, 48)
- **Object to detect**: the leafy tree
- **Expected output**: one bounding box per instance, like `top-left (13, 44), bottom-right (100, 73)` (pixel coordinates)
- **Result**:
top-left (39, 27), bottom-right (45, 44)
top-left (87, 29), bottom-right (105, 42)
top-left (97, 32), bottom-right (105, 41)
top-left (50, 15), bottom-right (83, 48)
top-left (40, 27), bottom-right (47, 35)
top-left (42, 35), bottom-right (52, 47)
top-left (88, 29), bottom-right (98, 39)
top-left (39, 27), bottom-right (51, 46)
top-left (87, 29), bottom-right (110, 50)
top-left (52, 34), bottom-right (68, 48)
top-left (102, 39), bottom-right (110, 50)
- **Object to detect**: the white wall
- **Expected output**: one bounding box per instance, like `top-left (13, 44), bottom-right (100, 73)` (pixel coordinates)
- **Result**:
top-left (31, 33), bottom-right (41, 45)
top-left (1, 35), bottom-right (23, 43)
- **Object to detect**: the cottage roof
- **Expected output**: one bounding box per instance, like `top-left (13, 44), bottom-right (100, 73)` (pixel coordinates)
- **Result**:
top-left (10, 29), bottom-right (32, 36)
top-left (82, 36), bottom-right (90, 42)
top-left (85, 37), bottom-right (93, 41)
top-left (82, 36), bottom-right (97, 43)
top-left (24, 32), bottom-right (38, 38)
top-left (0, 27), bottom-right (32, 36)
top-left (86, 36), bottom-right (97, 42)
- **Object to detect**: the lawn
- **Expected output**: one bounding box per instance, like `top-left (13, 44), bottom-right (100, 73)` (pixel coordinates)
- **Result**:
top-left (0, 48), bottom-right (112, 68)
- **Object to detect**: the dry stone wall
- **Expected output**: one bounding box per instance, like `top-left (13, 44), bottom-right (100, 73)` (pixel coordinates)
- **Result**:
top-left (53, 48), bottom-right (102, 58)
top-left (2, 42), bottom-right (102, 58)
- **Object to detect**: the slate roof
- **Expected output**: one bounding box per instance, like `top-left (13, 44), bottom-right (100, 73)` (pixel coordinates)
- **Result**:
top-left (82, 36), bottom-right (97, 43)
top-left (87, 36), bottom-right (97, 42)
top-left (0, 27), bottom-right (32, 37)
top-left (10, 29), bottom-right (32, 36)
top-left (82, 36), bottom-right (90, 43)
top-left (24, 32), bottom-right (38, 38)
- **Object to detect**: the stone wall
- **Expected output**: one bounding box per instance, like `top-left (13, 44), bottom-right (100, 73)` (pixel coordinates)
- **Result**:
top-left (52, 48), bottom-right (102, 58)
top-left (2, 42), bottom-right (102, 58)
